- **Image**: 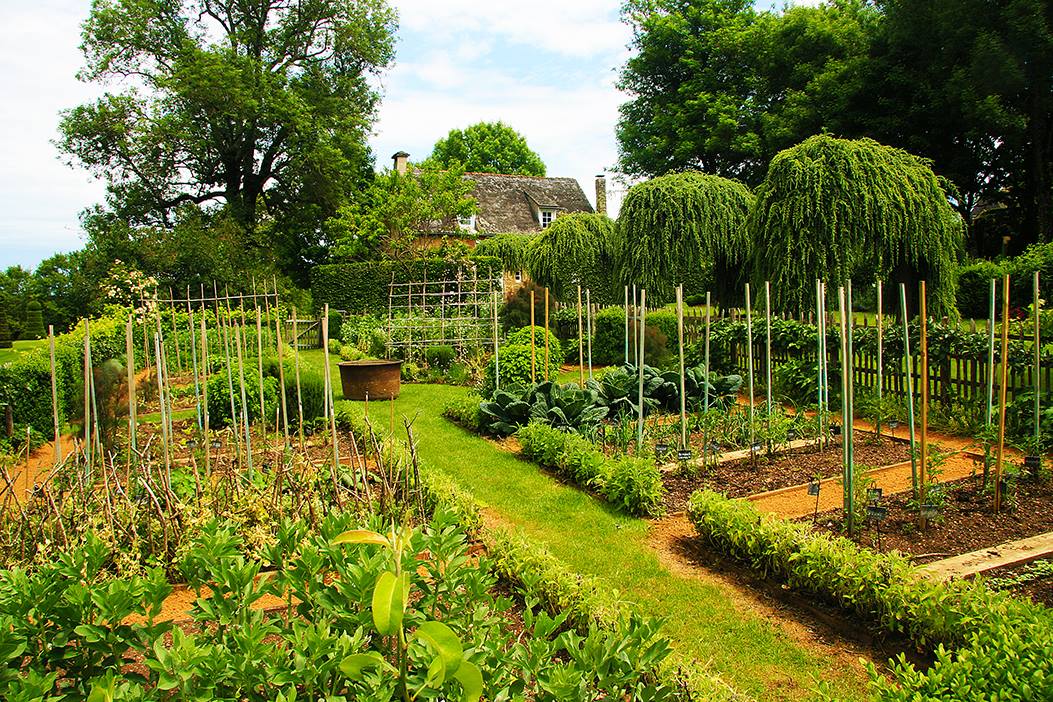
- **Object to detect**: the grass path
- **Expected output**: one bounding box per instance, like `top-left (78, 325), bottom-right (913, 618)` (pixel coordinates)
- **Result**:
top-left (301, 353), bottom-right (873, 701)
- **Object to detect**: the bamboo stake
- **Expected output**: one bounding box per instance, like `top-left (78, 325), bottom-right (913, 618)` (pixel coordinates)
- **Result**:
top-left (637, 289), bottom-right (646, 453)
top-left (845, 282), bottom-right (856, 535)
top-left (877, 281), bottom-right (883, 437)
top-left (919, 281), bottom-right (930, 523)
top-left (83, 319), bottom-right (92, 472)
top-left (234, 324), bottom-right (254, 477)
top-left (986, 279), bottom-right (997, 429)
top-left (632, 284), bottom-right (637, 363)
top-left (49, 326), bottom-right (60, 467)
top-left (995, 274), bottom-right (1010, 512)
top-left (530, 290), bottom-right (536, 383)
top-left (220, 294), bottom-right (241, 469)
top-left (187, 295), bottom-right (202, 432)
top-left (815, 281), bottom-right (824, 444)
top-left (838, 287), bottom-right (851, 532)
top-left (256, 307), bottom-right (265, 434)
top-left (544, 288), bottom-right (550, 381)
top-left (1033, 271), bottom-right (1041, 450)
top-left (200, 313), bottom-right (210, 472)
top-left (745, 284), bottom-right (755, 450)
top-left (153, 332), bottom-right (171, 481)
top-left (322, 305), bottom-right (340, 475)
top-left (765, 281), bottom-right (772, 417)
top-left (493, 291), bottom-right (500, 391)
top-left (275, 305), bottom-right (290, 447)
top-left (124, 319), bottom-right (136, 461)
top-left (586, 288), bottom-right (593, 381)
top-left (704, 292), bottom-right (711, 414)
top-left (293, 308), bottom-right (305, 450)
top-left (624, 286), bottom-right (629, 364)
top-left (676, 285), bottom-right (687, 449)
top-left (577, 285), bottom-right (585, 388)
top-left (900, 283), bottom-right (919, 495)
top-left (169, 287), bottom-right (182, 373)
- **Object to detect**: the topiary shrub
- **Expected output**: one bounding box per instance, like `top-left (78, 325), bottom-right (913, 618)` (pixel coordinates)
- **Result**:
top-left (425, 344), bottom-right (456, 370)
top-left (23, 299), bottom-right (45, 340)
top-left (482, 344), bottom-right (561, 397)
top-left (506, 326), bottom-right (564, 367)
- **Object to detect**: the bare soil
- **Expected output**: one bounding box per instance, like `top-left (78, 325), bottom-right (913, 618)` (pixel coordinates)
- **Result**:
top-left (983, 558), bottom-right (1053, 608)
top-left (662, 440), bottom-right (911, 512)
top-left (809, 474), bottom-right (1053, 562)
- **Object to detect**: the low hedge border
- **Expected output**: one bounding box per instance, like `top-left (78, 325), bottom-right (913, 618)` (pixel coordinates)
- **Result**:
top-left (516, 422), bottom-right (665, 517)
top-left (413, 439), bottom-right (743, 701)
top-left (686, 490), bottom-right (1053, 701)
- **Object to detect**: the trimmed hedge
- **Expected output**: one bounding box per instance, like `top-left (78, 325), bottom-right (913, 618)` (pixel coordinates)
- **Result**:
top-left (687, 490), bottom-right (1053, 701)
top-left (517, 422), bottom-right (664, 517)
top-left (312, 257), bottom-right (502, 313)
top-left (23, 300), bottom-right (45, 340)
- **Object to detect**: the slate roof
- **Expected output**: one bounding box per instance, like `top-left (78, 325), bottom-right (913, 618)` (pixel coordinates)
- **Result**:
top-left (465, 173), bottom-right (593, 234)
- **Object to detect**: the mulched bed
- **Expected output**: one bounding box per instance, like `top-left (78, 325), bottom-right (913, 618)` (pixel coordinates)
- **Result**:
top-left (809, 474), bottom-right (1053, 561)
top-left (662, 439), bottom-right (910, 513)
top-left (982, 558), bottom-right (1053, 608)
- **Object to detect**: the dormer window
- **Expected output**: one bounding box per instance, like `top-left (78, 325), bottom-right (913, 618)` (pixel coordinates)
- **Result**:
top-left (457, 214), bottom-right (476, 233)
top-left (540, 209), bottom-right (555, 228)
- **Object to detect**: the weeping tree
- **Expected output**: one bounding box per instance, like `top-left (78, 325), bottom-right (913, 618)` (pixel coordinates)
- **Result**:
top-left (748, 135), bottom-right (965, 315)
top-left (474, 233), bottom-right (538, 275)
top-left (615, 172), bottom-right (754, 303)
top-left (528, 213), bottom-right (616, 302)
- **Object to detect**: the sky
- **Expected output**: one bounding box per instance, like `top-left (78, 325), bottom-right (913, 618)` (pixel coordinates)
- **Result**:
top-left (0, 0), bottom-right (815, 271)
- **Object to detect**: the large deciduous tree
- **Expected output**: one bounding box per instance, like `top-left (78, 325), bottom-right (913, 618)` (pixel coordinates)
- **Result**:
top-left (747, 135), bottom-right (964, 315)
top-left (428, 122), bottom-right (546, 176)
top-left (615, 172), bottom-right (754, 302)
top-left (616, 0), bottom-right (876, 185)
top-left (58, 0), bottom-right (397, 274)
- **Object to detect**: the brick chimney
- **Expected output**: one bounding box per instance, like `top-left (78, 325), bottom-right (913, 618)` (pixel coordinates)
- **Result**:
top-left (392, 151), bottom-right (409, 176)
top-left (595, 174), bottom-right (607, 216)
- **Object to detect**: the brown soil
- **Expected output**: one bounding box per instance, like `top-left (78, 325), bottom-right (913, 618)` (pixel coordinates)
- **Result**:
top-left (662, 440), bottom-right (911, 512)
top-left (647, 516), bottom-right (929, 683)
top-left (983, 558), bottom-right (1053, 608)
top-left (809, 475), bottom-right (1053, 561)
top-left (2, 434), bottom-right (80, 503)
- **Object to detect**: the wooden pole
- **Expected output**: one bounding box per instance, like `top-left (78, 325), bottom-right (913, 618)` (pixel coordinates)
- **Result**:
top-left (493, 291), bottom-right (500, 392)
top-left (200, 313), bottom-right (210, 471)
top-left (1033, 271), bottom-right (1041, 450)
top-left (169, 287), bottom-right (182, 373)
top-left (586, 288), bottom-right (593, 381)
top-left (124, 319), bottom-right (136, 461)
top-left (292, 307), bottom-right (304, 450)
top-left (745, 283), bottom-right (755, 449)
top-left (256, 307), bottom-right (265, 434)
top-left (677, 285), bottom-right (687, 449)
top-left (986, 278), bottom-right (997, 429)
top-left (322, 304), bottom-right (340, 475)
top-left (577, 284), bottom-right (585, 388)
top-left (530, 290), bottom-right (536, 383)
top-left (83, 319), bottom-right (92, 471)
top-left (765, 281), bottom-right (772, 417)
top-left (624, 286), bottom-right (629, 365)
top-left (845, 281), bottom-right (856, 535)
top-left (899, 283), bottom-right (919, 495)
top-left (919, 281), bottom-right (930, 521)
top-left (704, 292), bottom-right (711, 414)
top-left (544, 288), bottom-right (550, 381)
top-left (637, 289), bottom-right (646, 453)
top-left (234, 323), bottom-right (254, 477)
top-left (995, 274), bottom-right (1010, 512)
top-left (838, 287), bottom-right (851, 532)
top-left (275, 305), bottom-right (290, 447)
top-left (220, 294), bottom-right (241, 468)
top-left (187, 289), bottom-right (202, 432)
top-left (49, 326), bottom-right (61, 468)
top-left (815, 281), bottom-right (824, 444)
top-left (153, 332), bottom-right (171, 481)
top-left (876, 281), bottom-right (883, 437)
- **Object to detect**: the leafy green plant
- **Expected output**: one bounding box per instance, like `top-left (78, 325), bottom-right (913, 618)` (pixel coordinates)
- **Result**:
top-left (425, 345), bottom-right (456, 370)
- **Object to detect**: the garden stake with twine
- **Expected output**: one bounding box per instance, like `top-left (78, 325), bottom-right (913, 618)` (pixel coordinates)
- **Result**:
top-left (899, 283), bottom-right (918, 496)
top-left (995, 274), bottom-right (1010, 513)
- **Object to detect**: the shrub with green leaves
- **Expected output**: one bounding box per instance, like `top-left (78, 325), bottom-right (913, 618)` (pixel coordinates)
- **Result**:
top-left (479, 382), bottom-right (608, 436)
top-left (506, 326), bottom-right (565, 366)
top-left (517, 422), bottom-right (664, 516)
top-left (482, 344), bottom-right (561, 397)
top-left (442, 393), bottom-right (483, 432)
top-left (206, 369), bottom-right (279, 427)
top-left (340, 314), bottom-right (387, 357)
top-left (687, 489), bottom-right (1053, 701)
top-left (425, 344), bottom-right (456, 370)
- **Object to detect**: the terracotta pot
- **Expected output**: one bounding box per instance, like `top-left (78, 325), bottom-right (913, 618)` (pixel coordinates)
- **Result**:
top-left (338, 360), bottom-right (402, 401)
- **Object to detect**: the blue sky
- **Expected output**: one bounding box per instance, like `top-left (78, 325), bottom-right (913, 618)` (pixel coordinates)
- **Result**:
top-left (0, 0), bottom-right (814, 270)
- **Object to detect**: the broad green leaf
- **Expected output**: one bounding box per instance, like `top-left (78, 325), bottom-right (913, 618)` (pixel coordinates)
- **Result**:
top-left (415, 620), bottom-right (463, 674)
top-left (332, 529), bottom-right (388, 547)
top-left (340, 651), bottom-right (395, 678)
top-left (453, 661), bottom-right (483, 702)
top-left (371, 571), bottom-right (406, 636)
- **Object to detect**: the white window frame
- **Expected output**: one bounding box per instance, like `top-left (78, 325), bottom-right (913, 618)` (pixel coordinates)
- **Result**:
top-left (540, 209), bottom-right (555, 228)
top-left (457, 213), bottom-right (477, 233)
top-left (514, 270), bottom-right (523, 283)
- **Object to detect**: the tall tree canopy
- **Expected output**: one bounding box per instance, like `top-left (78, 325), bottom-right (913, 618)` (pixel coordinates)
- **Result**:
top-left (428, 122), bottom-right (546, 176)
top-left (58, 0), bottom-right (397, 275)
top-left (615, 172), bottom-right (754, 302)
top-left (528, 213), bottom-right (615, 301)
top-left (327, 163), bottom-right (476, 261)
top-left (616, 0), bottom-right (876, 184)
top-left (748, 135), bottom-right (964, 315)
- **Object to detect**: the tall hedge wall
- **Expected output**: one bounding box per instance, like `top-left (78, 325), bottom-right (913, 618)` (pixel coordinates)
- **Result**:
top-left (311, 257), bottom-right (502, 313)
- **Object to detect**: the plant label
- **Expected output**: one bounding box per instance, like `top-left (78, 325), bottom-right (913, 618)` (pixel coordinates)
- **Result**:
top-left (867, 487), bottom-right (883, 504)
top-left (807, 480), bottom-right (821, 496)
top-left (867, 505), bottom-right (888, 522)
top-left (677, 449), bottom-right (693, 462)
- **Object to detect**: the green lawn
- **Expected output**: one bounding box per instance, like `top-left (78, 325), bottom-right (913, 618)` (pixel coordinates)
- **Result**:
top-left (301, 350), bottom-right (870, 701)
top-left (0, 339), bottom-right (47, 365)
